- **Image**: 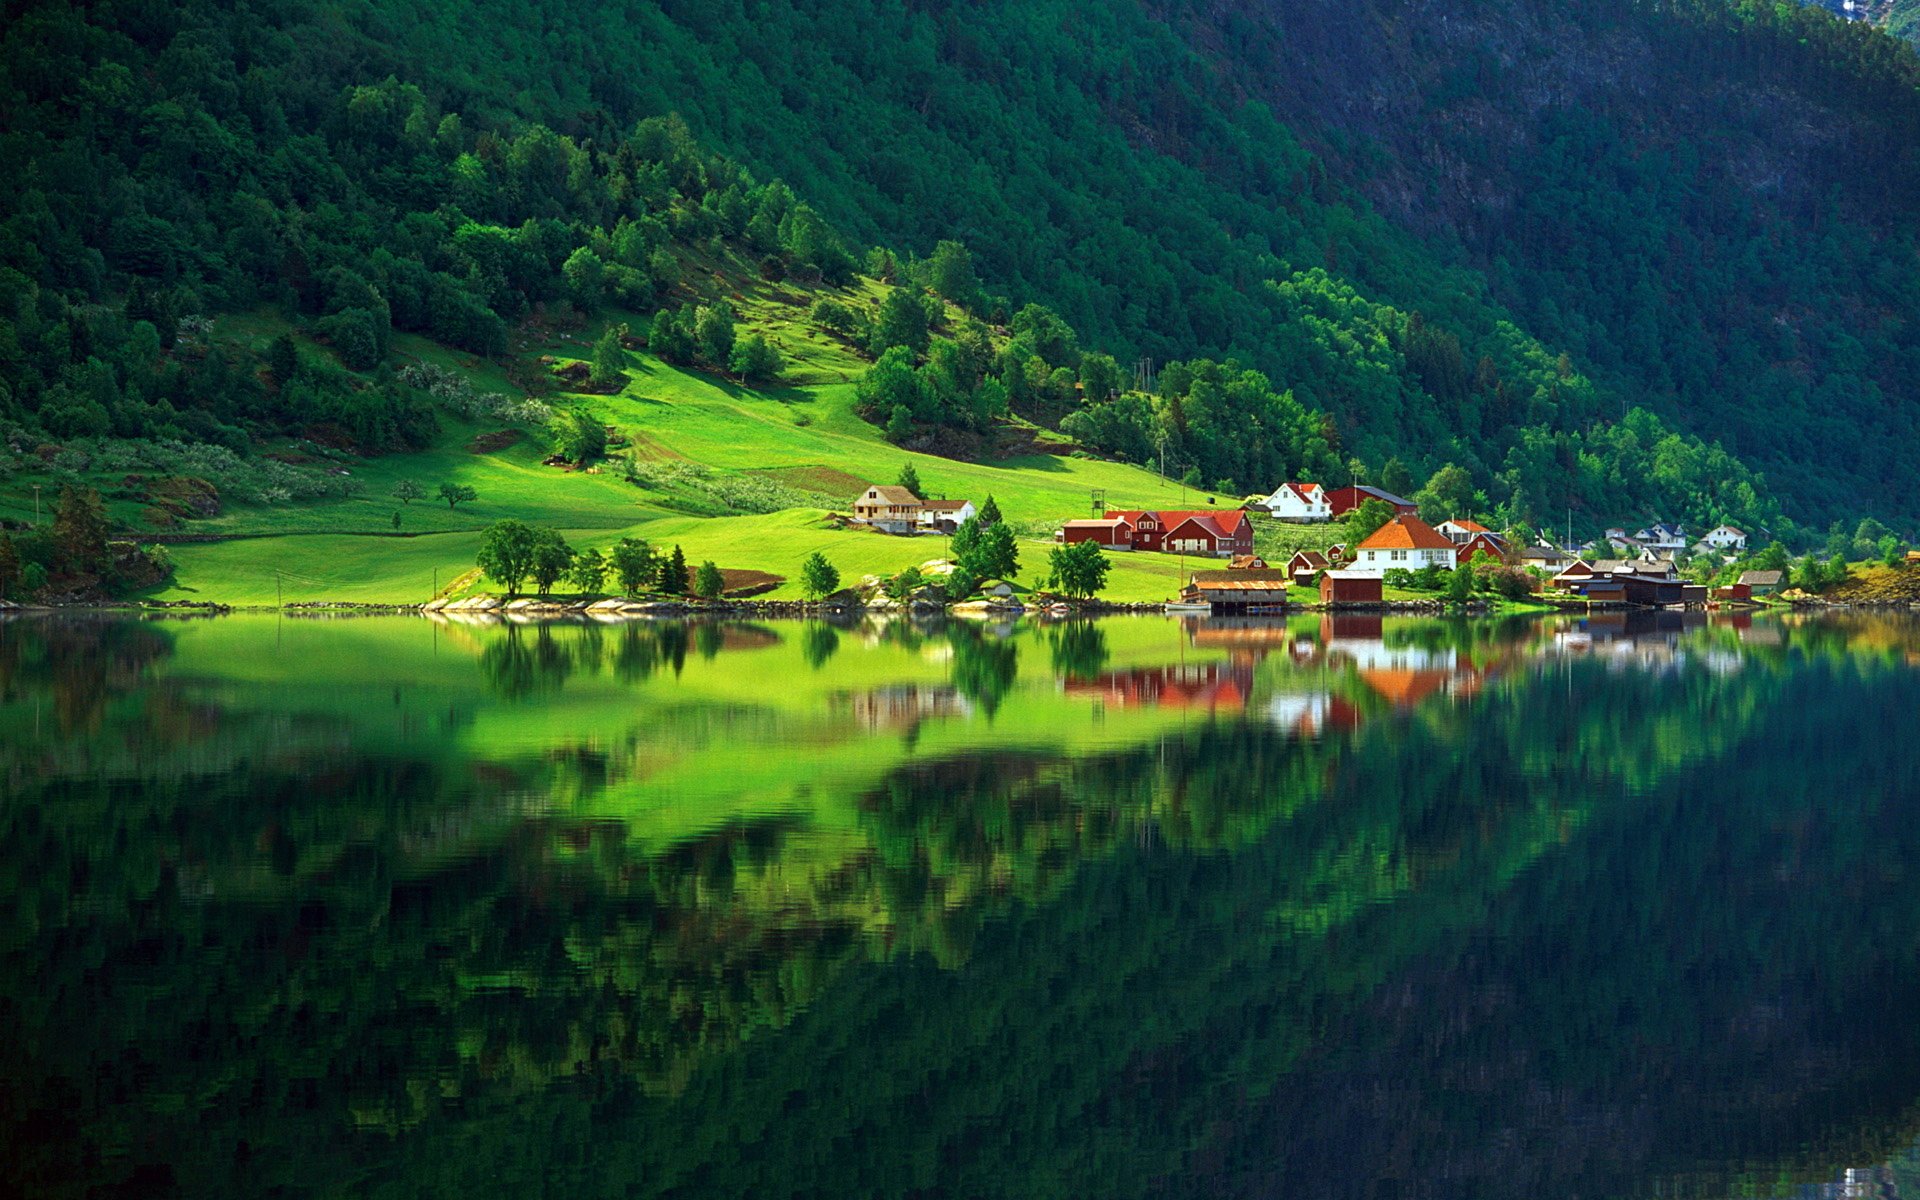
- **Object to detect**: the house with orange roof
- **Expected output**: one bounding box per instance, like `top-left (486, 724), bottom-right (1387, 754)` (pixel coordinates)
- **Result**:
top-left (1259, 482), bottom-right (1333, 523)
top-left (1348, 514), bottom-right (1459, 575)
top-left (1436, 518), bottom-right (1494, 544)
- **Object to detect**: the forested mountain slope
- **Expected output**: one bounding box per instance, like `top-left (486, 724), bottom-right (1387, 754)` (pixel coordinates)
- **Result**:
top-left (2, 0), bottom-right (1917, 534)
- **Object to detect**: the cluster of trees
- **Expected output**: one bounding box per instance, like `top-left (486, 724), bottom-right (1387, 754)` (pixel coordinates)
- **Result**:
top-left (5, 0), bottom-right (1919, 540)
top-left (475, 521), bottom-right (709, 597)
top-left (0, 485), bottom-right (170, 599)
top-left (648, 301), bottom-right (783, 383)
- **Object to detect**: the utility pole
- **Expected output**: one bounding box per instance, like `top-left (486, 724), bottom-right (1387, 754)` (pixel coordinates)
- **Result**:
top-left (276, 570), bottom-right (283, 608)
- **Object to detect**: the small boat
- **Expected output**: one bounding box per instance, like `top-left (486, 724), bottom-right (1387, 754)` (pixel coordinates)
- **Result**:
top-left (1163, 602), bottom-right (1211, 614)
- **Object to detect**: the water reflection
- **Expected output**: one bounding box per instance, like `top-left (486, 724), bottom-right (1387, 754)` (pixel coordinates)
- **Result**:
top-left (2, 611), bottom-right (1919, 1198)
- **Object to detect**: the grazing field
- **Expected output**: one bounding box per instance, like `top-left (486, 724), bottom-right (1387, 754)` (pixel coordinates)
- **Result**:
top-left (143, 302), bottom-right (1246, 604)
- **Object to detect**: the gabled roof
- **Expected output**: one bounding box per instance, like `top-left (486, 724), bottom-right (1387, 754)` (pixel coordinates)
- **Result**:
top-left (1339, 484), bottom-right (1415, 508)
top-left (1271, 482), bottom-right (1326, 502)
top-left (921, 498), bottom-right (973, 512)
top-left (1107, 509), bottom-right (1251, 538)
top-left (1356, 515), bottom-right (1455, 552)
top-left (1440, 518), bottom-right (1492, 534)
top-left (862, 485), bottom-right (921, 504)
top-left (1739, 570), bottom-right (1784, 586)
top-left (1063, 517), bottom-right (1132, 529)
top-left (1288, 550), bottom-right (1330, 571)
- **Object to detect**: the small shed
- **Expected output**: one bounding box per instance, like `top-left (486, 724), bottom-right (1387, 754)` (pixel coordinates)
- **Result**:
top-left (1060, 518), bottom-right (1135, 549)
top-left (1738, 569), bottom-right (1785, 596)
top-left (1713, 583), bottom-right (1753, 602)
top-left (1319, 570), bottom-right (1383, 606)
top-left (1184, 577), bottom-right (1289, 612)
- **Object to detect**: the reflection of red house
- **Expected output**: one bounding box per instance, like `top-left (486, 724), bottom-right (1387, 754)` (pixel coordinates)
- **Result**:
top-left (1324, 485), bottom-right (1417, 517)
top-left (1102, 509), bottom-right (1253, 557)
top-left (1320, 613), bottom-right (1385, 642)
top-left (1359, 668), bottom-right (1453, 708)
top-left (1063, 662), bottom-right (1251, 712)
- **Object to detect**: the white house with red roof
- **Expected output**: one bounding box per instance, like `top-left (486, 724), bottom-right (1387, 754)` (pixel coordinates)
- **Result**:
top-left (1349, 515), bottom-right (1459, 575)
top-left (1260, 482), bottom-right (1332, 523)
top-left (1436, 518), bottom-right (1498, 545)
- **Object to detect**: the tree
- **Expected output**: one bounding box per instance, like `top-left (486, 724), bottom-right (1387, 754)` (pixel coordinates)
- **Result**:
top-left (897, 461), bottom-right (922, 497)
top-left (268, 334), bottom-right (300, 388)
top-left (563, 246), bottom-right (605, 310)
top-left (1078, 353), bottom-right (1120, 404)
top-left (1047, 540), bottom-right (1110, 599)
top-left (477, 519), bottom-right (537, 593)
top-left (658, 545), bottom-right (690, 594)
top-left (800, 551), bottom-right (840, 599)
top-left (694, 559), bottom-right (725, 599)
top-left (0, 534), bottom-right (17, 599)
top-left (977, 495), bottom-right (1003, 527)
top-left (922, 240), bottom-right (981, 309)
top-left (529, 529), bottom-right (574, 596)
top-left (869, 287), bottom-right (930, 358)
top-left (392, 479), bottom-right (424, 505)
top-left (439, 482), bottom-right (478, 510)
top-left (609, 537), bottom-right (656, 596)
top-left (885, 405), bottom-right (913, 444)
top-left (959, 521), bottom-right (1019, 581)
top-left (648, 308), bottom-right (693, 362)
top-left (568, 547), bottom-right (608, 594)
top-left (1344, 498), bottom-right (1395, 544)
top-left (52, 486), bottom-right (109, 576)
top-left (1380, 457), bottom-right (1414, 498)
top-left (590, 324), bottom-right (630, 388)
top-left (1445, 564), bottom-right (1475, 606)
top-left (728, 333), bottom-right (782, 382)
top-left (887, 566), bottom-right (926, 601)
top-left (551, 407), bottom-right (607, 464)
top-left (1416, 463), bottom-right (1476, 523)
top-left (693, 303), bottom-right (736, 367)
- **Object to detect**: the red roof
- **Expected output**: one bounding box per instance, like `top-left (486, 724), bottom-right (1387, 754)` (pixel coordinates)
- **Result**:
top-left (1445, 519), bottom-right (1491, 534)
top-left (1105, 509), bottom-right (1250, 539)
top-left (1356, 515), bottom-right (1455, 552)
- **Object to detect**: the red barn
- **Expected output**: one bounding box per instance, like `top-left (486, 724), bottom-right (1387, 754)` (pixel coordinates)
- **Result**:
top-left (1102, 508), bottom-right (1253, 557)
top-left (1060, 517), bottom-right (1135, 548)
top-left (1320, 570), bottom-right (1384, 606)
top-left (1323, 485), bottom-right (1417, 517)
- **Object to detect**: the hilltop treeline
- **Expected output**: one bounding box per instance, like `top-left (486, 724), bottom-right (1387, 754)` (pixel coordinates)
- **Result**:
top-left (4, 0), bottom-right (1917, 537)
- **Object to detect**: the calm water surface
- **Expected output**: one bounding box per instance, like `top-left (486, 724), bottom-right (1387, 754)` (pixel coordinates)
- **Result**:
top-left (2, 610), bottom-right (1918, 1199)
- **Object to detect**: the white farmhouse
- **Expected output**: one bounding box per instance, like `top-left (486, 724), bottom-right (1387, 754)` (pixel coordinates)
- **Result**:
top-left (1260, 482), bottom-right (1332, 523)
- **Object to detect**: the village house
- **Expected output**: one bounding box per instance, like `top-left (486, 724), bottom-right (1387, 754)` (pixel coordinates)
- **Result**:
top-left (1059, 517), bottom-right (1136, 549)
top-left (1456, 532), bottom-right (1509, 565)
top-left (1286, 549), bottom-right (1330, 585)
top-left (916, 498), bottom-right (977, 532)
top-left (1183, 568), bottom-right (1290, 612)
top-left (1324, 485), bottom-right (1418, 518)
top-left (1435, 518), bottom-right (1494, 544)
top-left (1522, 544), bottom-right (1578, 573)
top-left (853, 485), bottom-right (923, 534)
top-left (1095, 508), bottom-right (1255, 558)
top-left (1348, 514), bottom-right (1458, 575)
top-left (1260, 482), bottom-right (1332, 523)
top-left (1636, 522), bottom-right (1687, 552)
top-left (1738, 569), bottom-right (1784, 596)
top-left (1699, 524), bottom-right (1748, 551)
top-left (1227, 554), bottom-right (1269, 570)
top-left (1319, 570), bottom-right (1384, 606)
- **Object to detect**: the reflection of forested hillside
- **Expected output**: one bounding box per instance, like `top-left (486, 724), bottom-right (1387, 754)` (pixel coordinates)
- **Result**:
top-left (2, 616), bottom-right (1919, 1198)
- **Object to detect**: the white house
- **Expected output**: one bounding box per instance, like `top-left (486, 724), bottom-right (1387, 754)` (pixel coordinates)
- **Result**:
top-left (1699, 524), bottom-right (1747, 551)
top-left (1347, 515), bottom-right (1459, 576)
top-left (1436, 518), bottom-right (1498, 546)
top-left (1636, 522), bottom-right (1687, 552)
top-left (1260, 482), bottom-right (1332, 523)
top-left (917, 499), bottom-right (977, 530)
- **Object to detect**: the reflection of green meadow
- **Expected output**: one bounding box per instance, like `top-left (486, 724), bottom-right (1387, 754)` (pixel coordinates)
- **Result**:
top-left (7, 613), bottom-right (1920, 1200)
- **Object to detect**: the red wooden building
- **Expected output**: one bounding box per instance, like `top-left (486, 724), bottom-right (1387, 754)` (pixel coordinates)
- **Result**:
top-left (1323, 485), bottom-right (1417, 518)
top-left (1099, 508), bottom-right (1254, 558)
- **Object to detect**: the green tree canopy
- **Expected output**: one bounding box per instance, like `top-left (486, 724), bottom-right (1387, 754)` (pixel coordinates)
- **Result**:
top-left (800, 551), bottom-right (840, 599)
top-left (477, 519), bottom-right (537, 593)
top-left (1047, 540), bottom-right (1111, 599)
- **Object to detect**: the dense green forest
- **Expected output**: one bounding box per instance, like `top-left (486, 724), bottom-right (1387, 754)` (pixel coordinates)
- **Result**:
top-left (1, 0), bottom-right (1917, 538)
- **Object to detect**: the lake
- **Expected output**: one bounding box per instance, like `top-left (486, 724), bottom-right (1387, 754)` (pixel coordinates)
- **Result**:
top-left (2, 610), bottom-right (1918, 1199)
